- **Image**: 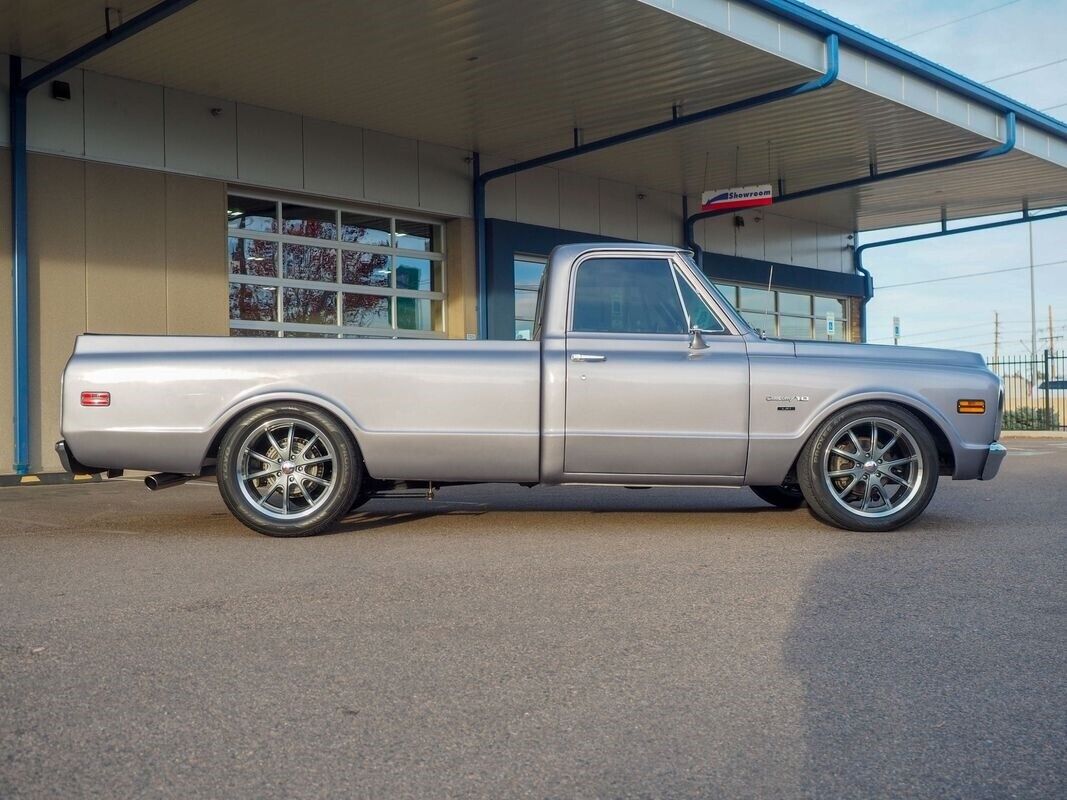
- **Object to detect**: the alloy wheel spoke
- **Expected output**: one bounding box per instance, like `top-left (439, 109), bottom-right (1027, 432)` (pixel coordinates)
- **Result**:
top-left (248, 450), bottom-right (274, 465)
top-left (282, 477), bottom-right (290, 514)
top-left (875, 431), bottom-right (899, 460)
top-left (243, 467), bottom-right (277, 481)
top-left (838, 476), bottom-right (861, 498)
top-left (257, 480), bottom-right (279, 506)
top-left (827, 468), bottom-right (856, 478)
top-left (847, 429), bottom-right (865, 455)
top-left (880, 483), bottom-right (895, 510)
top-left (297, 434), bottom-right (319, 459)
top-left (301, 472), bottom-right (331, 488)
top-left (265, 429), bottom-right (285, 460)
top-left (860, 478), bottom-right (874, 510)
top-left (880, 470), bottom-right (911, 489)
top-left (870, 422), bottom-right (879, 454)
top-left (287, 423), bottom-right (296, 458)
top-left (883, 455), bottom-right (918, 468)
top-left (299, 454), bottom-right (332, 467)
top-left (830, 447), bottom-right (860, 463)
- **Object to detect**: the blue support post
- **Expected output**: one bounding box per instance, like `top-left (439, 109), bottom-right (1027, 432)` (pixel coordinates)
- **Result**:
top-left (473, 33), bottom-right (839, 339)
top-left (10, 56), bottom-right (29, 474)
top-left (8, 0), bottom-right (200, 472)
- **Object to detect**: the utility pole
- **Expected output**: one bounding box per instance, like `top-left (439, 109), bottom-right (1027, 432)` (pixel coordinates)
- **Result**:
top-left (1029, 222), bottom-right (1037, 387)
top-left (993, 311), bottom-right (1000, 363)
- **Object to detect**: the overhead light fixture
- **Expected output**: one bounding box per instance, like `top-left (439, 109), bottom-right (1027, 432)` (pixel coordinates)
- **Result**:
top-left (51, 81), bottom-right (71, 101)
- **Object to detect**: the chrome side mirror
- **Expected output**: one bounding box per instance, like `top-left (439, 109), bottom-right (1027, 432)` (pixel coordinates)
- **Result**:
top-left (689, 327), bottom-right (710, 350)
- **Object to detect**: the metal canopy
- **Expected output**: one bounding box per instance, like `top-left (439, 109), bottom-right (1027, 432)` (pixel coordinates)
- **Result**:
top-left (4, 0), bottom-right (1066, 232)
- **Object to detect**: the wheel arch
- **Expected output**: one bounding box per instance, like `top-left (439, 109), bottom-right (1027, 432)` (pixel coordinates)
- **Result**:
top-left (199, 391), bottom-right (371, 472)
top-left (783, 394), bottom-right (958, 481)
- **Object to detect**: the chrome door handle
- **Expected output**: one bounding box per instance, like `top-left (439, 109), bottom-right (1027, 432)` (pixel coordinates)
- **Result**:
top-left (570, 353), bottom-right (606, 363)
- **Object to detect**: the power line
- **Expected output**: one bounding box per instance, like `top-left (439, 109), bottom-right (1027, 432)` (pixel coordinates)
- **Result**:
top-left (868, 319), bottom-right (1037, 342)
top-left (875, 259), bottom-right (1067, 290)
top-left (983, 56), bottom-right (1067, 84)
top-left (894, 0), bottom-right (1023, 42)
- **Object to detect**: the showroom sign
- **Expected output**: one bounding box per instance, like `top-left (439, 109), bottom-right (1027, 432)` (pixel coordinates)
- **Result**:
top-left (700, 184), bottom-right (774, 212)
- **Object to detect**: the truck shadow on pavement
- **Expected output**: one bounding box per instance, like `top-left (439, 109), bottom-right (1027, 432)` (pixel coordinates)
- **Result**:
top-left (782, 530), bottom-right (1062, 798)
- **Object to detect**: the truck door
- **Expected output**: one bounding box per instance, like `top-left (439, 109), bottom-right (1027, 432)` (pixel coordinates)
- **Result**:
top-left (563, 254), bottom-right (749, 479)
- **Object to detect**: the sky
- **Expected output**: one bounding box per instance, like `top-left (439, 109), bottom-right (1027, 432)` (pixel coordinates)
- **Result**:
top-left (811, 0), bottom-right (1067, 358)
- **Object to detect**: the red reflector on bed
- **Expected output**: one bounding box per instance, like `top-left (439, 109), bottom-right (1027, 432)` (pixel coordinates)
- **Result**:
top-left (80, 391), bottom-right (111, 407)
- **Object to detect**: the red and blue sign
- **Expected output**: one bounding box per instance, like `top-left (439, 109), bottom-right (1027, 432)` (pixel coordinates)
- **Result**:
top-left (700, 184), bottom-right (774, 212)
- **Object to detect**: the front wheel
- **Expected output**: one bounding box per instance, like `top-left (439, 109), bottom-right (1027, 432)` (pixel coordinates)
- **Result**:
top-left (797, 403), bottom-right (939, 532)
top-left (217, 403), bottom-right (363, 536)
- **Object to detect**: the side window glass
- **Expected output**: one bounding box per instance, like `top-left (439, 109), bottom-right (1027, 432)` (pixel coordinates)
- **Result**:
top-left (675, 271), bottom-right (725, 333)
top-left (572, 258), bottom-right (687, 334)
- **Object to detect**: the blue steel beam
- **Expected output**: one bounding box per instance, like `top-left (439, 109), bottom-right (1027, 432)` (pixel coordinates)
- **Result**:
top-left (685, 112), bottom-right (1018, 340)
top-left (472, 33), bottom-right (840, 338)
top-left (8, 0), bottom-right (200, 473)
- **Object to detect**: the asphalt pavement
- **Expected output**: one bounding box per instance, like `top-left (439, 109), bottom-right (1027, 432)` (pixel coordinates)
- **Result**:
top-left (1, 439), bottom-right (1065, 799)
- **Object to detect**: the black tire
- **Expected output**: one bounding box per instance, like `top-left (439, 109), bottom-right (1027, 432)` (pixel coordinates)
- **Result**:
top-left (750, 484), bottom-right (805, 509)
top-left (797, 402), bottom-right (939, 532)
top-left (217, 402), bottom-right (363, 537)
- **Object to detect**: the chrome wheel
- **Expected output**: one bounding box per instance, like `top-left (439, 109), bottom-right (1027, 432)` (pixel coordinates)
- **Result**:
top-left (236, 417), bottom-right (337, 521)
top-left (822, 416), bottom-right (923, 519)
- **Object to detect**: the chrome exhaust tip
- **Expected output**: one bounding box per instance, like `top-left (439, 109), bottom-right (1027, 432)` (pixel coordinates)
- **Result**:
top-left (144, 472), bottom-right (194, 491)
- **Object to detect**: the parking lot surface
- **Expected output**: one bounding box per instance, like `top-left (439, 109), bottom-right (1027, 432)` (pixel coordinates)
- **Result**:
top-left (2, 440), bottom-right (1065, 799)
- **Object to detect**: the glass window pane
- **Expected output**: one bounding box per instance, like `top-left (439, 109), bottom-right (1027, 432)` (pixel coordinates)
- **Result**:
top-left (814, 296), bottom-right (847, 318)
top-left (572, 258), bottom-right (686, 334)
top-left (340, 213), bottom-right (391, 246)
top-left (779, 315), bottom-right (814, 340)
top-left (676, 273), bottom-right (725, 332)
top-left (283, 287), bottom-right (337, 325)
top-left (396, 256), bottom-right (441, 292)
top-left (739, 287), bottom-right (774, 313)
top-left (227, 195), bottom-right (276, 233)
top-left (342, 293), bottom-right (391, 328)
top-left (740, 311), bottom-right (775, 337)
top-left (515, 289), bottom-right (538, 321)
top-left (342, 251), bottom-right (391, 287)
top-left (229, 283), bottom-right (277, 321)
top-left (713, 283), bottom-right (738, 307)
top-left (283, 331), bottom-right (337, 338)
top-left (515, 320), bottom-right (534, 341)
top-left (282, 204), bottom-right (336, 240)
top-left (230, 327), bottom-right (277, 337)
top-left (515, 258), bottom-right (546, 290)
top-left (283, 244), bottom-right (337, 283)
top-left (228, 237), bottom-right (277, 277)
top-left (396, 297), bottom-right (442, 331)
top-left (395, 219), bottom-right (441, 252)
top-left (778, 291), bottom-right (812, 316)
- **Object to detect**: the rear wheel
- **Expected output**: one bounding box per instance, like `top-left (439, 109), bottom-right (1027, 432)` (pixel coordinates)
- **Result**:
top-left (217, 403), bottom-right (362, 537)
top-left (798, 403), bottom-right (939, 532)
top-left (750, 484), bottom-right (805, 509)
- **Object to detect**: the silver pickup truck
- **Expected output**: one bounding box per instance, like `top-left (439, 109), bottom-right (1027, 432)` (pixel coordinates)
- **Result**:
top-left (58, 243), bottom-right (1005, 536)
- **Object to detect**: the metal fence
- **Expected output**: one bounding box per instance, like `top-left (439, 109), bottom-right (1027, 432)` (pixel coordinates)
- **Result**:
top-left (987, 350), bottom-right (1066, 431)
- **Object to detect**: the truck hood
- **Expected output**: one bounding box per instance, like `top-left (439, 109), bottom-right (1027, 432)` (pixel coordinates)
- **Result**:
top-left (792, 340), bottom-right (987, 369)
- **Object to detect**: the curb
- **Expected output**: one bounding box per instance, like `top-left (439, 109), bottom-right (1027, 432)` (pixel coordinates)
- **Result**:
top-left (0, 472), bottom-right (107, 487)
top-left (1000, 431), bottom-right (1067, 439)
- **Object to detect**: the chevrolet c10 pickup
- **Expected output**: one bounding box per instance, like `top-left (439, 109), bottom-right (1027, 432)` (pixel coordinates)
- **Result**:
top-left (57, 243), bottom-right (1006, 536)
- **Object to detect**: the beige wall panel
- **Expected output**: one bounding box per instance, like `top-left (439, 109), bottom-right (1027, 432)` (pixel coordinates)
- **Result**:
top-left (0, 153), bottom-right (12, 470)
top-left (763, 213), bottom-right (792, 263)
top-left (85, 162), bottom-right (167, 335)
top-left (363, 130), bottom-right (419, 209)
top-left (27, 154), bottom-right (87, 472)
top-left (483, 154), bottom-right (517, 221)
top-left (636, 188), bottom-right (679, 246)
top-left (166, 173), bottom-right (228, 335)
top-left (559, 171), bottom-right (600, 235)
top-left (735, 210), bottom-right (765, 260)
top-left (598, 179), bottom-right (637, 240)
top-left (515, 167), bottom-right (560, 229)
top-left (791, 218), bottom-right (819, 268)
top-left (418, 141), bottom-right (470, 217)
top-left (303, 117), bottom-right (364, 201)
top-left (26, 61), bottom-right (84, 156)
top-left (444, 217), bottom-right (476, 339)
top-left (84, 71), bottom-right (165, 169)
top-left (701, 212), bottom-right (736, 255)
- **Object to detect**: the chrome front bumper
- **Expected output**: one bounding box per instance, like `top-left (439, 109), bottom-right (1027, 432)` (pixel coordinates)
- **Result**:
top-left (980, 442), bottom-right (1007, 481)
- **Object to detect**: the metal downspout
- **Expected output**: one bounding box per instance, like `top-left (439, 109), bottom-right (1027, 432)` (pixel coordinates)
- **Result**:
top-left (8, 0), bottom-right (200, 473)
top-left (472, 33), bottom-right (840, 338)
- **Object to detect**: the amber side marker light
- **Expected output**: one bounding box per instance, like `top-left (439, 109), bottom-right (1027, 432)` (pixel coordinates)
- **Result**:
top-left (80, 391), bottom-right (111, 407)
top-left (957, 399), bottom-right (986, 414)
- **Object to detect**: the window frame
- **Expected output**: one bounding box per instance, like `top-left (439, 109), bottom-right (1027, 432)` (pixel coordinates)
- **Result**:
top-left (566, 252), bottom-right (735, 337)
top-left (227, 189), bottom-right (447, 339)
